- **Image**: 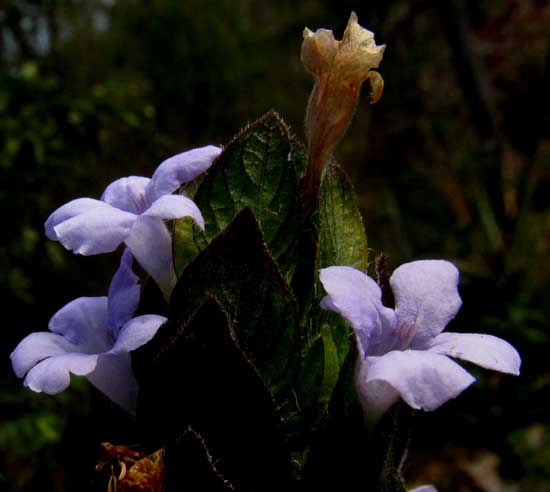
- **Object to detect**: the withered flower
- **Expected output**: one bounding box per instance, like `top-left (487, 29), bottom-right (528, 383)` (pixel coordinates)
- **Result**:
top-left (302, 12), bottom-right (385, 201)
top-left (97, 443), bottom-right (164, 492)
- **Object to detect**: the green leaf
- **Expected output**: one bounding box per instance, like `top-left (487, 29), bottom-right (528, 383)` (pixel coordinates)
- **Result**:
top-left (173, 111), bottom-right (305, 277)
top-left (317, 162), bottom-right (368, 271)
top-left (301, 163), bottom-right (412, 491)
top-left (300, 163), bottom-right (412, 491)
top-left (170, 207), bottom-right (300, 398)
top-left (319, 323), bottom-right (339, 404)
top-left (296, 162), bottom-right (368, 417)
top-left (172, 176), bottom-right (206, 274)
top-left (137, 296), bottom-right (293, 491)
top-left (172, 216), bottom-right (202, 275)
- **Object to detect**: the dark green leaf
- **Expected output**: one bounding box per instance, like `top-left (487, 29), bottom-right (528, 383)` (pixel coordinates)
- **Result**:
top-left (300, 344), bottom-right (367, 488)
top-left (374, 404), bottom-right (412, 492)
top-left (137, 296), bottom-right (292, 492)
top-left (165, 427), bottom-right (235, 492)
top-left (170, 207), bottom-right (300, 398)
top-left (302, 345), bottom-right (413, 492)
top-left (173, 111), bottom-right (305, 277)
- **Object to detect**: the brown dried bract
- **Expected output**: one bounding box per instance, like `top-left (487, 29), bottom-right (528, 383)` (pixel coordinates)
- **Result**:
top-left (96, 443), bottom-right (164, 492)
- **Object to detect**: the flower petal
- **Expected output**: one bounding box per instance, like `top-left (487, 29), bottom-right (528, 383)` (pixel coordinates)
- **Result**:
top-left (110, 314), bottom-right (167, 354)
top-left (125, 216), bottom-right (176, 299)
top-left (108, 249), bottom-right (140, 335)
top-left (101, 176), bottom-right (151, 214)
top-left (360, 350), bottom-right (475, 413)
top-left (142, 194), bottom-right (204, 229)
top-left (319, 266), bottom-right (396, 357)
top-left (409, 486), bottom-right (438, 492)
top-left (48, 297), bottom-right (112, 352)
top-left (301, 27), bottom-right (338, 76)
top-left (53, 205), bottom-right (137, 255)
top-left (427, 332), bottom-right (521, 375)
top-left (338, 12), bottom-right (385, 81)
top-left (23, 352), bottom-right (99, 394)
top-left (390, 260), bottom-right (462, 347)
top-left (86, 352), bottom-right (139, 413)
top-left (45, 198), bottom-right (109, 240)
top-left (145, 145), bottom-right (221, 203)
top-left (10, 332), bottom-right (78, 378)
top-left (355, 359), bottom-right (401, 419)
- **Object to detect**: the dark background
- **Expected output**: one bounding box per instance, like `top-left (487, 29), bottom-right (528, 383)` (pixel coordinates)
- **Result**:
top-left (1, 1), bottom-right (548, 490)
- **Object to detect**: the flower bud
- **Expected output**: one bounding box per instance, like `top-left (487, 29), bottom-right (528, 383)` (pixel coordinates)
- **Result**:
top-left (302, 12), bottom-right (385, 202)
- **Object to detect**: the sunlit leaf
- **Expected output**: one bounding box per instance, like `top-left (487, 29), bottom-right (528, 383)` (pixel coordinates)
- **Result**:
top-left (173, 111), bottom-right (306, 278)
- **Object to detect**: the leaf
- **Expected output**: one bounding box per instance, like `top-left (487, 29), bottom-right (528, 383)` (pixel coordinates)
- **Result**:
top-left (172, 216), bottom-right (202, 277)
top-left (300, 162), bottom-right (412, 490)
top-left (173, 111), bottom-right (306, 277)
top-left (164, 427), bottom-right (235, 492)
top-left (317, 162), bottom-right (368, 271)
top-left (300, 345), bottom-right (368, 489)
top-left (172, 176), bottom-right (206, 274)
top-left (302, 347), bottom-right (413, 492)
top-left (285, 162), bottom-right (372, 478)
top-left (296, 162), bottom-right (368, 417)
top-left (319, 323), bottom-right (339, 404)
top-left (169, 207), bottom-right (300, 398)
top-left (136, 296), bottom-right (292, 491)
top-left (374, 403), bottom-right (412, 492)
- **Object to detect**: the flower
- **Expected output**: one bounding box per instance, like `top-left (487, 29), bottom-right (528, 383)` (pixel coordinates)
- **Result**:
top-left (45, 145), bottom-right (221, 299)
top-left (10, 250), bottom-right (167, 413)
top-left (302, 12), bottom-right (385, 98)
top-left (319, 260), bottom-right (521, 419)
top-left (301, 13), bottom-right (385, 201)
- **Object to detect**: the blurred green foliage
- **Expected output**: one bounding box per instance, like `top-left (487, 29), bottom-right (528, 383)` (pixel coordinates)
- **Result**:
top-left (1, 0), bottom-right (548, 490)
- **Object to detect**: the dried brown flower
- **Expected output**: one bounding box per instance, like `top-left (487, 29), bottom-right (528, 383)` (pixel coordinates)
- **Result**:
top-left (302, 12), bottom-right (385, 202)
top-left (97, 443), bottom-right (164, 492)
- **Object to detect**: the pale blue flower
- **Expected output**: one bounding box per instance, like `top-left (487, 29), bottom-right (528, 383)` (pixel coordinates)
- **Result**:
top-left (319, 260), bottom-right (521, 419)
top-left (10, 250), bottom-right (166, 413)
top-left (45, 145), bottom-right (221, 298)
